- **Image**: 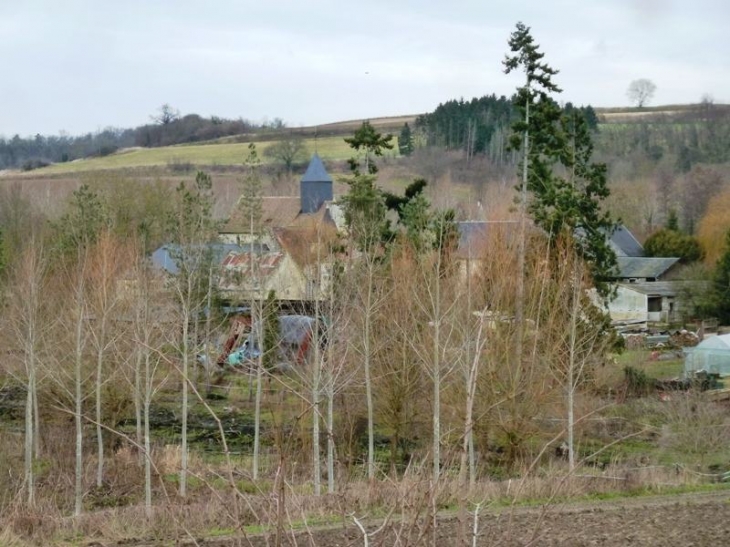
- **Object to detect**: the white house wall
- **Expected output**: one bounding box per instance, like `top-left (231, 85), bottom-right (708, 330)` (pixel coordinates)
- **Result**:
top-left (606, 286), bottom-right (648, 322)
top-left (266, 254), bottom-right (307, 301)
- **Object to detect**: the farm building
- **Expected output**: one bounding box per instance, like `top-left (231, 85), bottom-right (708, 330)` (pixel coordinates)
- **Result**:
top-left (600, 225), bottom-right (694, 325)
top-left (217, 153), bottom-right (343, 305)
top-left (607, 281), bottom-right (695, 324)
top-left (684, 334), bottom-right (730, 377)
top-left (219, 153), bottom-right (345, 248)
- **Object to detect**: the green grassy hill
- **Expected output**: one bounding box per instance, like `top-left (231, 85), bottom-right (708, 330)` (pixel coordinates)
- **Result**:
top-left (11, 104), bottom-right (727, 177)
top-left (16, 114), bottom-right (419, 176)
top-left (26, 135), bottom-right (353, 175)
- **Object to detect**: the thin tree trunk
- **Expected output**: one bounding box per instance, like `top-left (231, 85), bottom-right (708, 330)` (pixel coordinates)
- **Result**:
top-left (433, 318), bottom-right (440, 485)
top-left (468, 431), bottom-right (475, 489)
top-left (32, 378), bottom-right (40, 459)
top-left (465, 253), bottom-right (476, 488)
top-left (364, 269), bottom-right (375, 482)
top-left (567, 262), bottom-right (580, 471)
top-left (250, 207), bottom-right (262, 481)
top-left (24, 362), bottom-right (34, 506)
top-left (512, 82), bottom-right (530, 446)
top-left (180, 309), bottom-right (189, 497)
top-left (253, 361), bottom-right (262, 481)
top-left (74, 283), bottom-right (85, 517)
top-left (205, 263), bottom-right (214, 395)
top-left (325, 278), bottom-right (336, 494)
top-left (326, 378), bottom-right (335, 494)
top-left (312, 240), bottom-right (322, 496)
top-left (460, 318), bottom-right (485, 492)
top-left (312, 321), bottom-right (321, 494)
top-left (95, 319), bottom-right (107, 488)
top-left (134, 344), bottom-right (143, 465)
top-left (144, 351), bottom-right (153, 517)
top-left (432, 254), bottom-right (442, 486)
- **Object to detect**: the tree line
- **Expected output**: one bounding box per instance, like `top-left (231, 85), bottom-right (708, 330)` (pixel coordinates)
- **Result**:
top-left (0, 107), bottom-right (286, 171)
top-left (415, 94), bottom-right (598, 166)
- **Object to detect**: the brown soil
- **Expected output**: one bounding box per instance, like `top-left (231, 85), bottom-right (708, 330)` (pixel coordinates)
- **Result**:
top-left (167, 491), bottom-right (730, 547)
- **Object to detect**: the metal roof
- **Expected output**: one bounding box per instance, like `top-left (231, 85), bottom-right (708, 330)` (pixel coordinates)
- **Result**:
top-left (222, 251), bottom-right (284, 273)
top-left (616, 256), bottom-right (679, 279)
top-left (151, 243), bottom-right (243, 275)
top-left (620, 281), bottom-right (681, 297)
top-left (301, 154), bottom-right (332, 183)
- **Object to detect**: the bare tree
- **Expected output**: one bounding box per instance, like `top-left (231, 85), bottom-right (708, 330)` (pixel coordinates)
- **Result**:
top-left (130, 250), bottom-right (170, 515)
top-left (349, 245), bottom-right (389, 482)
top-left (409, 242), bottom-right (460, 486)
top-left (50, 251), bottom-right (92, 517)
top-left (152, 103), bottom-right (180, 125)
top-left (544, 240), bottom-right (609, 470)
top-left (87, 232), bottom-right (131, 488)
top-left (374, 247), bottom-right (427, 475)
top-left (7, 240), bottom-right (48, 507)
top-left (263, 133), bottom-right (307, 173)
top-left (627, 79), bottom-right (657, 108)
top-left (237, 143), bottom-right (266, 481)
top-left (166, 171), bottom-right (217, 497)
top-left (682, 166), bottom-right (723, 233)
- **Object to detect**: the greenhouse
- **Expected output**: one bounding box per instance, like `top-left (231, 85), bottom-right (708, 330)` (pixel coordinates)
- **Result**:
top-left (684, 334), bottom-right (730, 377)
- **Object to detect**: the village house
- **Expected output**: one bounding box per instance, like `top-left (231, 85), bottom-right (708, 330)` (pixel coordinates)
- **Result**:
top-left (216, 154), bottom-right (343, 305)
top-left (148, 155), bottom-right (344, 307)
top-left (605, 225), bottom-right (686, 325)
top-left (455, 221), bottom-right (692, 326)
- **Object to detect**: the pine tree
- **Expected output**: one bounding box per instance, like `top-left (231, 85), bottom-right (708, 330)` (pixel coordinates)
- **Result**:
top-left (238, 143), bottom-right (266, 481)
top-left (398, 122), bottom-right (414, 156)
top-left (644, 228), bottom-right (704, 263)
top-left (503, 21), bottom-right (563, 387)
top-left (341, 174), bottom-right (391, 252)
top-left (52, 184), bottom-right (109, 255)
top-left (344, 121), bottom-right (394, 174)
top-left (547, 108), bottom-right (618, 296)
top-left (504, 22), bottom-right (617, 299)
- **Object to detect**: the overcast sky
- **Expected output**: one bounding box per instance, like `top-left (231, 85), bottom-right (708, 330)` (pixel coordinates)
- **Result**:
top-left (1, 0), bottom-right (728, 137)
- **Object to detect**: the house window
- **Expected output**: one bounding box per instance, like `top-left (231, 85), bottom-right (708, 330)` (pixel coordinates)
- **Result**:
top-left (648, 296), bottom-right (662, 312)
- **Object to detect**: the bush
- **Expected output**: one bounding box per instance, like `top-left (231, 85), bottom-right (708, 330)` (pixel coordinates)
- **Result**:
top-left (20, 159), bottom-right (50, 171)
top-left (623, 366), bottom-right (654, 397)
top-left (644, 228), bottom-right (704, 263)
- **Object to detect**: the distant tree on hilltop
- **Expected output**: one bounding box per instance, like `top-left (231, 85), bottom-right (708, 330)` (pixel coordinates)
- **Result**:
top-left (627, 79), bottom-right (657, 108)
top-left (151, 104), bottom-right (181, 125)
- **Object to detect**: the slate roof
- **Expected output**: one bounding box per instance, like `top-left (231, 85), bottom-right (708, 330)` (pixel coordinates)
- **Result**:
top-left (151, 243), bottom-right (243, 275)
top-left (301, 153), bottom-right (332, 183)
top-left (609, 225), bottom-right (644, 257)
top-left (615, 256), bottom-right (679, 279)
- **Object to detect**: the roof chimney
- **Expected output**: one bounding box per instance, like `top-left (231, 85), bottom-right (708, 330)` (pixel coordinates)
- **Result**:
top-left (300, 154), bottom-right (333, 214)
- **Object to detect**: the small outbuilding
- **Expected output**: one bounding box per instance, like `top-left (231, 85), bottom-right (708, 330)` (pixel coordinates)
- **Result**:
top-left (684, 334), bottom-right (730, 377)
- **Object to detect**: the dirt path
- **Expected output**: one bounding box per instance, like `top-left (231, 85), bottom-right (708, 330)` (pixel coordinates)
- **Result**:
top-left (128, 491), bottom-right (730, 546)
